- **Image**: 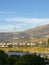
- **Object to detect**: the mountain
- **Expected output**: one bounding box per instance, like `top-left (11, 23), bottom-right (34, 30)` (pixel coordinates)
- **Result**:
top-left (0, 24), bottom-right (49, 42)
top-left (25, 24), bottom-right (49, 38)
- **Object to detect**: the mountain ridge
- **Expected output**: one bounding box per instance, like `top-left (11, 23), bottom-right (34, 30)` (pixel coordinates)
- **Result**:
top-left (0, 24), bottom-right (49, 42)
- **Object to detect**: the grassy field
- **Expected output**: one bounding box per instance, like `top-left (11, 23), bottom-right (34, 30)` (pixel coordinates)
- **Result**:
top-left (0, 47), bottom-right (49, 53)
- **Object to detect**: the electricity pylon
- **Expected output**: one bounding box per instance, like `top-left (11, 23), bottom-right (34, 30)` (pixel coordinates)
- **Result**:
top-left (13, 25), bottom-right (16, 47)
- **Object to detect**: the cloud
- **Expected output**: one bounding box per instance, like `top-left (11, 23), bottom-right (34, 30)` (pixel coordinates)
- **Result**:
top-left (6, 18), bottom-right (49, 29)
top-left (7, 18), bottom-right (49, 24)
top-left (0, 17), bottom-right (49, 32)
top-left (0, 24), bottom-right (24, 32)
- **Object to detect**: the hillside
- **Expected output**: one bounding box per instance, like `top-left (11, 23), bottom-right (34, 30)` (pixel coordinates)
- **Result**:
top-left (0, 24), bottom-right (49, 42)
top-left (25, 24), bottom-right (49, 38)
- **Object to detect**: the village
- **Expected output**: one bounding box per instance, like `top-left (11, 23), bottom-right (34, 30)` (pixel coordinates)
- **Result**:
top-left (0, 39), bottom-right (47, 48)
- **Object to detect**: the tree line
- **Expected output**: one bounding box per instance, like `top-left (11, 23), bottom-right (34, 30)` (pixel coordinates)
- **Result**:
top-left (0, 50), bottom-right (49, 65)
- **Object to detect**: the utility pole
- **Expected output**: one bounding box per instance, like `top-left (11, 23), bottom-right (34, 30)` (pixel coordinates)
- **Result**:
top-left (13, 25), bottom-right (16, 47)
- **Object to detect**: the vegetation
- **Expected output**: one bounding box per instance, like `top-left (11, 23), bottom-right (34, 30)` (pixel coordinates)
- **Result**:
top-left (0, 50), bottom-right (8, 65)
top-left (47, 39), bottom-right (49, 45)
top-left (0, 47), bottom-right (49, 53)
top-left (0, 50), bottom-right (47, 65)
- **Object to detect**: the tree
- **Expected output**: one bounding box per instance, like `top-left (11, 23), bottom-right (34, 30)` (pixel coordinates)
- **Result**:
top-left (8, 44), bottom-right (13, 48)
top-left (7, 55), bottom-right (20, 65)
top-left (15, 53), bottom-right (44, 65)
top-left (47, 39), bottom-right (49, 46)
top-left (0, 50), bottom-right (8, 65)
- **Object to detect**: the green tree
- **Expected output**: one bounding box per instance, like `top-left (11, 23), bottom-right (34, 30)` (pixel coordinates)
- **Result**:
top-left (0, 50), bottom-right (8, 65)
top-left (7, 55), bottom-right (20, 65)
top-left (47, 39), bottom-right (49, 46)
top-left (15, 53), bottom-right (44, 65)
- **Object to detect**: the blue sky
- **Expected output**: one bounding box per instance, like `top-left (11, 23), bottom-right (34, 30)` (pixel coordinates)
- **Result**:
top-left (0, 0), bottom-right (49, 32)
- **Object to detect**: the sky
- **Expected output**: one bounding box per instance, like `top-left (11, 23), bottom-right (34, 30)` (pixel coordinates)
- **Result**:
top-left (0, 0), bottom-right (49, 32)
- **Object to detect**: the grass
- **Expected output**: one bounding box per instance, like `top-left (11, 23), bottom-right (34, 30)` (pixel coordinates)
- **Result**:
top-left (0, 47), bottom-right (49, 53)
